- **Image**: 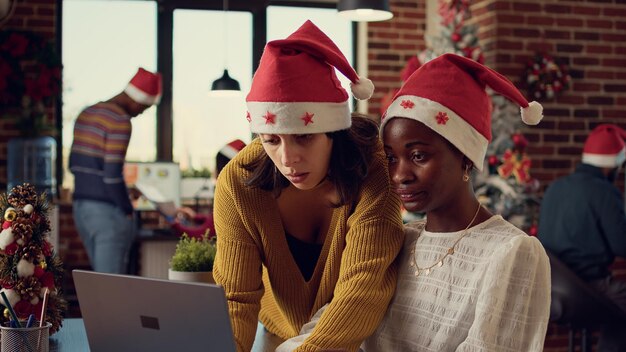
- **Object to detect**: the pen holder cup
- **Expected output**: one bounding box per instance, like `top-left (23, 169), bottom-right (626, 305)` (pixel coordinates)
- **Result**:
top-left (1, 322), bottom-right (51, 352)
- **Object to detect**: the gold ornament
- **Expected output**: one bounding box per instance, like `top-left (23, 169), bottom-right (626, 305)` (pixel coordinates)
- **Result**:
top-left (40, 261), bottom-right (47, 270)
top-left (410, 202), bottom-right (482, 277)
top-left (3, 308), bottom-right (10, 319)
top-left (4, 207), bottom-right (17, 221)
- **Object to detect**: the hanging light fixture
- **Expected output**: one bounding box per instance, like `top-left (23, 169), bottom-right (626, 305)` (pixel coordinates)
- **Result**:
top-left (337, 0), bottom-right (393, 22)
top-left (209, 0), bottom-right (241, 96)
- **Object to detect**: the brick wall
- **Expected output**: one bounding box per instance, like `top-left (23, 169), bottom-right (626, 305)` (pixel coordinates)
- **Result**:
top-left (2, 0), bottom-right (626, 349)
top-left (368, 1), bottom-right (626, 351)
top-left (0, 0), bottom-right (59, 191)
top-left (367, 0), bottom-right (427, 116)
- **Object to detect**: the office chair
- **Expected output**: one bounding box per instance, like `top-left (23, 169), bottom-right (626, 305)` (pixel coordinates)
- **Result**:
top-left (547, 250), bottom-right (626, 352)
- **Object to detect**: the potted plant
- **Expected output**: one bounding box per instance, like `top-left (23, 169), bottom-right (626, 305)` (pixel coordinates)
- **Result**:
top-left (168, 234), bottom-right (216, 284)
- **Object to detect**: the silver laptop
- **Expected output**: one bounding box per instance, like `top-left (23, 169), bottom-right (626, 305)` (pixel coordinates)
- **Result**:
top-left (73, 270), bottom-right (236, 352)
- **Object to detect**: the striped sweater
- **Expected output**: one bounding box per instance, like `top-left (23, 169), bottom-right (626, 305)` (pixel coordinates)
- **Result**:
top-left (69, 102), bottom-right (133, 214)
top-left (213, 138), bottom-right (405, 352)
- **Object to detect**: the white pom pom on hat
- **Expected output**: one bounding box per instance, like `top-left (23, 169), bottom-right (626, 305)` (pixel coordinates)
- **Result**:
top-left (351, 76), bottom-right (375, 101)
top-left (382, 53), bottom-right (543, 171)
top-left (246, 20), bottom-right (373, 135)
top-left (521, 101), bottom-right (543, 125)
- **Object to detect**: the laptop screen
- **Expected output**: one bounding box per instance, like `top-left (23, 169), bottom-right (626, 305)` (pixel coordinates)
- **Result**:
top-left (73, 270), bottom-right (236, 352)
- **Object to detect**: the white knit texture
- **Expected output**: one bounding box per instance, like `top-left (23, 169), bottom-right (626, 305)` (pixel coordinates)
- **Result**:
top-left (363, 215), bottom-right (551, 352)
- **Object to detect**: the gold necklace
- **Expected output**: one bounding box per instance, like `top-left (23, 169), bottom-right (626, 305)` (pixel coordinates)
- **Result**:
top-left (409, 203), bottom-right (482, 277)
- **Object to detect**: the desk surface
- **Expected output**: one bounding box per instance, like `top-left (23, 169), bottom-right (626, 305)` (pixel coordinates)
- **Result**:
top-left (50, 318), bottom-right (283, 351)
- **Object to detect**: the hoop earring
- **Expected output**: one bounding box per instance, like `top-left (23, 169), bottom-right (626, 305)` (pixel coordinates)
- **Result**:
top-left (463, 164), bottom-right (471, 182)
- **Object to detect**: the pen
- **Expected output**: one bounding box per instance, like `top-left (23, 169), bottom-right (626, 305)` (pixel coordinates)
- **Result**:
top-left (39, 287), bottom-right (49, 328)
top-left (26, 313), bottom-right (35, 328)
top-left (0, 291), bottom-right (22, 328)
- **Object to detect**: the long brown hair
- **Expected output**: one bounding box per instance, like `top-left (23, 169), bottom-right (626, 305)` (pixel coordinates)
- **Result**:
top-left (244, 114), bottom-right (379, 207)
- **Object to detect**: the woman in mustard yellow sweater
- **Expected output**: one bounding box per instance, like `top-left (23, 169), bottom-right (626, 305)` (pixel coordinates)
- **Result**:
top-left (213, 20), bottom-right (404, 352)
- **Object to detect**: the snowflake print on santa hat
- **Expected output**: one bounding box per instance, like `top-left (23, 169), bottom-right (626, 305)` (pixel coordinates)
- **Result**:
top-left (435, 111), bottom-right (449, 125)
top-left (401, 100), bottom-right (415, 109)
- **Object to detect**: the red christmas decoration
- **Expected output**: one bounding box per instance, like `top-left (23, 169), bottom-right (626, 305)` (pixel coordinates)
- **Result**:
top-left (497, 149), bottom-right (532, 184)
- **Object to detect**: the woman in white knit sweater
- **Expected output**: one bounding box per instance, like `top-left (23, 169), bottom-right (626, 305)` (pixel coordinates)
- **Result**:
top-left (362, 54), bottom-right (552, 352)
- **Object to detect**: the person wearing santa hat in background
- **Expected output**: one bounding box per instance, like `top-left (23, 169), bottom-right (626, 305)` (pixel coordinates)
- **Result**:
top-left (212, 20), bottom-right (404, 352)
top-left (69, 67), bottom-right (162, 274)
top-left (358, 53), bottom-right (550, 351)
top-left (539, 124), bottom-right (626, 351)
top-left (216, 139), bottom-right (247, 178)
top-left (166, 139), bottom-right (248, 239)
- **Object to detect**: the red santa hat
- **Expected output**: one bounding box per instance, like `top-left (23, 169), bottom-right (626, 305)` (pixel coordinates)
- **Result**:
top-left (124, 68), bottom-right (163, 106)
top-left (582, 124), bottom-right (626, 168)
top-left (246, 20), bottom-right (374, 135)
top-left (218, 139), bottom-right (246, 160)
top-left (382, 53), bottom-right (543, 171)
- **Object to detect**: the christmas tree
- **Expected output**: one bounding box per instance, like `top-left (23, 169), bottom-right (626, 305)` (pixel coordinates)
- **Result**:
top-left (474, 96), bottom-right (541, 236)
top-left (0, 183), bottom-right (66, 333)
top-left (418, 0), bottom-right (484, 65)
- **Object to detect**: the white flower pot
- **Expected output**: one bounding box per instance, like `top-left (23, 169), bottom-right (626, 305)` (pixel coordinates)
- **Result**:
top-left (168, 269), bottom-right (214, 284)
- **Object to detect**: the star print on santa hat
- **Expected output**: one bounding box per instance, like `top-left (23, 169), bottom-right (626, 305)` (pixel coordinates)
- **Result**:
top-left (246, 20), bottom-right (374, 135)
top-left (401, 100), bottom-right (415, 109)
top-left (382, 53), bottom-right (543, 171)
top-left (301, 112), bottom-right (315, 126)
top-left (263, 111), bottom-right (276, 125)
top-left (436, 111), bottom-right (449, 125)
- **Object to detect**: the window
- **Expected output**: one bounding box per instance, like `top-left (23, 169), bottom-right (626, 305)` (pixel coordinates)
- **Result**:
top-left (62, 0), bottom-right (157, 189)
top-left (172, 10), bottom-right (252, 173)
top-left (62, 2), bottom-right (355, 187)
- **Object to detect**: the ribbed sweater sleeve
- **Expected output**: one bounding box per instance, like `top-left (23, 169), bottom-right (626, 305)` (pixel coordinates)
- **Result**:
top-left (295, 143), bottom-right (404, 352)
top-left (213, 166), bottom-right (265, 352)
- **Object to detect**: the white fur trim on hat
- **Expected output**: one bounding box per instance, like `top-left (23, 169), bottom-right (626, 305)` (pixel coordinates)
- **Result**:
top-left (582, 148), bottom-right (626, 168)
top-left (521, 101), bottom-right (543, 125)
top-left (220, 145), bottom-right (241, 160)
top-left (350, 76), bottom-right (374, 100)
top-left (125, 83), bottom-right (161, 106)
top-left (382, 95), bottom-right (489, 171)
top-left (247, 101), bottom-right (351, 134)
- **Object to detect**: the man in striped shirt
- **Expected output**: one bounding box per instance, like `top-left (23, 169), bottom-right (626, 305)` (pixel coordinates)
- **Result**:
top-left (69, 67), bottom-right (162, 274)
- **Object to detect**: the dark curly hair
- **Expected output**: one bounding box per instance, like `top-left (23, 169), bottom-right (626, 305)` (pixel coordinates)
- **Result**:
top-left (243, 113), bottom-right (379, 207)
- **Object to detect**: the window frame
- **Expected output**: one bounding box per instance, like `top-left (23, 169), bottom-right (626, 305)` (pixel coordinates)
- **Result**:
top-left (59, 0), bottom-right (358, 186)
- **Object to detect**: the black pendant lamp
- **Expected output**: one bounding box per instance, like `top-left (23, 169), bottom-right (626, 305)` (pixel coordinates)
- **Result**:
top-left (211, 69), bottom-right (240, 91)
top-left (338, 0), bottom-right (393, 22)
top-left (209, 0), bottom-right (241, 96)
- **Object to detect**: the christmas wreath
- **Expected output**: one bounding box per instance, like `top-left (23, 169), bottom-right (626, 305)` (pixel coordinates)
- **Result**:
top-left (0, 30), bottom-right (62, 136)
top-left (524, 53), bottom-right (570, 101)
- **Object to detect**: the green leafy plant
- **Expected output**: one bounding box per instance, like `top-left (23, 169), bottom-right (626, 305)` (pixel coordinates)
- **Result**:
top-left (169, 234), bottom-right (216, 272)
top-left (181, 167), bottom-right (212, 179)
